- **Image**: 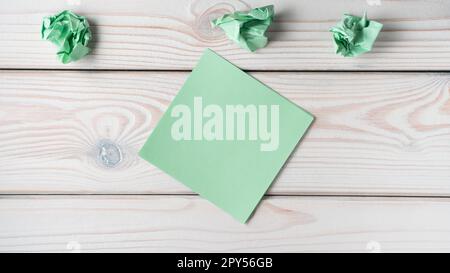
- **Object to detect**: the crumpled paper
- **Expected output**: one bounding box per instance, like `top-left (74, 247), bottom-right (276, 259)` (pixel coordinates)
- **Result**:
top-left (330, 13), bottom-right (383, 57)
top-left (211, 5), bottom-right (274, 52)
top-left (41, 10), bottom-right (92, 64)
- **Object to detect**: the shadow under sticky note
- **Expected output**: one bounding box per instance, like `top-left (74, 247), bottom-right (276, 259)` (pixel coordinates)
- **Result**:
top-left (139, 49), bottom-right (314, 223)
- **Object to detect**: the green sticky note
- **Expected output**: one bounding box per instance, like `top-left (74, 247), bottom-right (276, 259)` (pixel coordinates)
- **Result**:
top-left (211, 5), bottom-right (274, 52)
top-left (330, 12), bottom-right (383, 57)
top-left (139, 49), bottom-right (314, 223)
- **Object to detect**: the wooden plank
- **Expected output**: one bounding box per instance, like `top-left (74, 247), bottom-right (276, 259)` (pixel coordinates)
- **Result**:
top-left (1, 195), bottom-right (450, 252)
top-left (1, 71), bottom-right (450, 195)
top-left (1, 0), bottom-right (450, 70)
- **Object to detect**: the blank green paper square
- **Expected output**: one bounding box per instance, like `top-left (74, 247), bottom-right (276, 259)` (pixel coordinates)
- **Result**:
top-left (139, 49), bottom-right (314, 223)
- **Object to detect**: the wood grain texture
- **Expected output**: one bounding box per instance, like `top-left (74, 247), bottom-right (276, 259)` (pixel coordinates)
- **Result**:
top-left (2, 195), bottom-right (450, 253)
top-left (1, 0), bottom-right (450, 70)
top-left (1, 71), bottom-right (449, 195)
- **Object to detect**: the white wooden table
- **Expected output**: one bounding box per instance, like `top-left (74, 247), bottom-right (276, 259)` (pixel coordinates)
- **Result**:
top-left (1, 0), bottom-right (450, 253)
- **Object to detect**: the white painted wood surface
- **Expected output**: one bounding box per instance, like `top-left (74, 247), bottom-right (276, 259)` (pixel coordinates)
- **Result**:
top-left (0, 0), bottom-right (450, 70)
top-left (1, 72), bottom-right (449, 195)
top-left (2, 196), bottom-right (450, 253)
top-left (1, 0), bottom-right (450, 253)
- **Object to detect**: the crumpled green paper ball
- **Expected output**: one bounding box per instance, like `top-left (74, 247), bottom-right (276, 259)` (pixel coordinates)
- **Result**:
top-left (211, 5), bottom-right (274, 52)
top-left (330, 13), bottom-right (383, 57)
top-left (41, 10), bottom-right (92, 64)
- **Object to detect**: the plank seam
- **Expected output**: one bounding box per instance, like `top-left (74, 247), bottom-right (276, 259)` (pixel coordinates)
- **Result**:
top-left (1, 69), bottom-right (450, 73)
top-left (3, 194), bottom-right (450, 199)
